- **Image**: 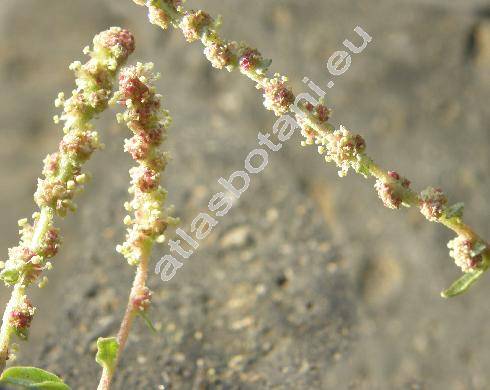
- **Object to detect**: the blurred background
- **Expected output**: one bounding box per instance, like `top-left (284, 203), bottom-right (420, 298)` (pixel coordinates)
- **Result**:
top-left (0, 0), bottom-right (489, 389)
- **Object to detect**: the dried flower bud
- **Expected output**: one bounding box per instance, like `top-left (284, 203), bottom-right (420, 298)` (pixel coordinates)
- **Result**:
top-left (180, 10), bottom-right (213, 42)
top-left (419, 187), bottom-right (448, 221)
top-left (448, 236), bottom-right (485, 272)
top-left (263, 74), bottom-right (294, 116)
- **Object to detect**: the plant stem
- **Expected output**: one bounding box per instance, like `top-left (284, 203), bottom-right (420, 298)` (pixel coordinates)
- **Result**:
top-left (97, 244), bottom-right (150, 390)
top-left (0, 283), bottom-right (25, 372)
top-left (0, 206), bottom-right (53, 370)
top-left (0, 27), bottom-right (135, 369)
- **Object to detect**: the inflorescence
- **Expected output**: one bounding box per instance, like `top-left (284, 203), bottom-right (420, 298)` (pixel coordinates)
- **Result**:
top-left (132, 0), bottom-right (489, 296)
top-left (97, 63), bottom-right (178, 390)
top-left (0, 27), bottom-right (135, 369)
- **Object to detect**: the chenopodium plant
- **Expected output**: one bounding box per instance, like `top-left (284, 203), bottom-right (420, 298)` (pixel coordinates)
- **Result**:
top-left (132, 0), bottom-right (489, 298)
top-left (0, 0), bottom-right (489, 389)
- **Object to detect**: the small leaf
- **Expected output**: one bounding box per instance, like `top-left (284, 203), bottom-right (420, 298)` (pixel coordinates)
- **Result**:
top-left (444, 202), bottom-right (464, 219)
top-left (138, 311), bottom-right (157, 334)
top-left (0, 366), bottom-right (70, 389)
top-left (471, 241), bottom-right (487, 257)
top-left (0, 269), bottom-right (20, 285)
top-left (441, 269), bottom-right (484, 298)
top-left (95, 337), bottom-right (119, 373)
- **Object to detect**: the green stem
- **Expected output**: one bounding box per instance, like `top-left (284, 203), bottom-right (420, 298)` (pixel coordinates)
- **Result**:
top-left (0, 208), bottom-right (53, 370)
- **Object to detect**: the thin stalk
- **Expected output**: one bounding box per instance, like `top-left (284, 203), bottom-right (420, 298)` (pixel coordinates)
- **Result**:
top-left (97, 244), bottom-right (150, 390)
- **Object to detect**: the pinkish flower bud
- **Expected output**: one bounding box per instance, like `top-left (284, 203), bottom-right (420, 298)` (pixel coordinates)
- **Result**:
top-left (95, 27), bottom-right (135, 61)
top-left (375, 171), bottom-right (411, 208)
top-left (131, 287), bottom-right (152, 311)
top-left (263, 75), bottom-right (295, 116)
top-left (59, 131), bottom-right (101, 162)
top-left (419, 187), bottom-right (448, 222)
top-left (387, 171), bottom-right (410, 188)
top-left (238, 47), bottom-right (262, 71)
top-left (180, 10), bottom-right (213, 42)
top-left (375, 180), bottom-right (402, 209)
top-left (130, 166), bottom-right (160, 193)
top-left (314, 104), bottom-right (330, 123)
top-left (40, 228), bottom-right (60, 259)
top-left (118, 73), bottom-right (150, 101)
top-left (124, 134), bottom-right (151, 161)
top-left (10, 297), bottom-right (35, 339)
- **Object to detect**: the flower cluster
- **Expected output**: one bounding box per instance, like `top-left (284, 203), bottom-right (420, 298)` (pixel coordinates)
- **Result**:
top-left (96, 63), bottom-right (179, 389)
top-left (262, 74), bottom-right (295, 116)
top-left (204, 41), bottom-right (236, 70)
top-left (131, 0), bottom-right (490, 299)
top-left (0, 28), bottom-right (134, 369)
top-left (448, 236), bottom-right (486, 273)
top-left (374, 171), bottom-right (411, 210)
top-left (316, 125), bottom-right (366, 177)
top-left (113, 63), bottom-right (178, 266)
top-left (1, 28), bottom-right (134, 288)
top-left (180, 10), bottom-right (214, 42)
top-left (419, 187), bottom-right (448, 222)
top-left (131, 287), bottom-right (152, 312)
top-left (9, 296), bottom-right (35, 340)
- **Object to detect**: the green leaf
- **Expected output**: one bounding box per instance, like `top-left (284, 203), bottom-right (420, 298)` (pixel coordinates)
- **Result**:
top-left (441, 269), bottom-right (485, 298)
top-left (138, 311), bottom-right (157, 334)
top-left (0, 366), bottom-right (70, 389)
top-left (0, 269), bottom-right (20, 285)
top-left (95, 337), bottom-right (119, 373)
top-left (471, 241), bottom-right (487, 257)
top-left (444, 202), bottom-right (464, 219)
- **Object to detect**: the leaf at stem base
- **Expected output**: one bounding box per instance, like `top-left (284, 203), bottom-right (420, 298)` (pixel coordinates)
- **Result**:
top-left (0, 366), bottom-right (70, 389)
